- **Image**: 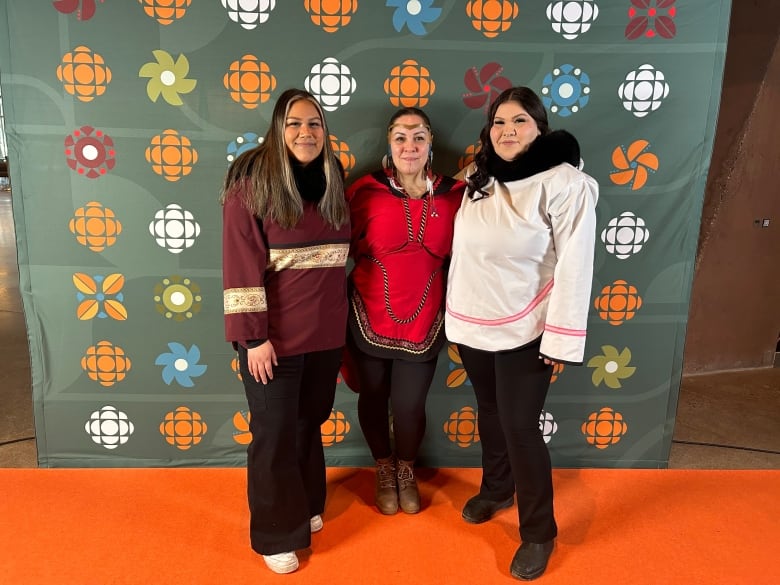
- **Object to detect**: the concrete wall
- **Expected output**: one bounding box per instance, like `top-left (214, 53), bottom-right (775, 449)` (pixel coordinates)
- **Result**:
top-left (684, 1), bottom-right (780, 372)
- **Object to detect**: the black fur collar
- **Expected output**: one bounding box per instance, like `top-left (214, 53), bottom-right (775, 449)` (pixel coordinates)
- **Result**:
top-left (487, 130), bottom-right (580, 183)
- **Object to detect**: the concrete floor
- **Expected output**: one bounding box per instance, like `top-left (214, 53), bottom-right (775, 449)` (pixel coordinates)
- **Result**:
top-left (1, 190), bottom-right (778, 469)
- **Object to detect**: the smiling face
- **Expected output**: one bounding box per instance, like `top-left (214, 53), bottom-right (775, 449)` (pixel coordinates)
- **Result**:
top-left (489, 100), bottom-right (541, 161)
top-left (284, 99), bottom-right (324, 165)
top-left (388, 114), bottom-right (432, 177)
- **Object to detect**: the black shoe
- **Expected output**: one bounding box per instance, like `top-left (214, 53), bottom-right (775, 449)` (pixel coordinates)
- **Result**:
top-left (510, 540), bottom-right (554, 581)
top-left (461, 494), bottom-right (514, 524)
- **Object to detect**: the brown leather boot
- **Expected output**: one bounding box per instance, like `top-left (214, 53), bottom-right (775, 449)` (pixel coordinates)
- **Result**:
top-left (375, 456), bottom-right (398, 515)
top-left (397, 459), bottom-right (420, 514)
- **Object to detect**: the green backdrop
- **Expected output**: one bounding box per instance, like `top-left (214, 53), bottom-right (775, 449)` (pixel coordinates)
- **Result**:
top-left (0, 0), bottom-right (730, 468)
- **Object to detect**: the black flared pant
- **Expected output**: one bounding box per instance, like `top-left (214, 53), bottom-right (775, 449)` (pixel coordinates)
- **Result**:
top-left (457, 340), bottom-right (557, 543)
top-left (237, 346), bottom-right (341, 555)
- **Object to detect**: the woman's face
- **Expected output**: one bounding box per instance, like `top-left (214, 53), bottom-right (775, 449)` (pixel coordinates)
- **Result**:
top-left (388, 114), bottom-right (432, 176)
top-left (284, 99), bottom-right (324, 165)
top-left (489, 100), bottom-right (541, 162)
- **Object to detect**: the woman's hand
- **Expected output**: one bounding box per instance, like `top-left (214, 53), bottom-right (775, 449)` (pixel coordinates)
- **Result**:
top-left (540, 356), bottom-right (558, 367)
top-left (247, 341), bottom-right (278, 384)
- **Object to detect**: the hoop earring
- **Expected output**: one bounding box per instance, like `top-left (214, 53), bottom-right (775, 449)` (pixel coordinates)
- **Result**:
top-left (382, 146), bottom-right (393, 170)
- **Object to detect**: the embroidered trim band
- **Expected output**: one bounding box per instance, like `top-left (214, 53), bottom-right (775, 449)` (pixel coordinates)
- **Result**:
top-left (268, 242), bottom-right (349, 271)
top-left (224, 287), bottom-right (266, 314)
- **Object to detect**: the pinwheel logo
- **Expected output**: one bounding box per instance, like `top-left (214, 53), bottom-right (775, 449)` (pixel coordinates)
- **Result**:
top-left (81, 341), bottom-right (131, 387)
top-left (145, 130), bottom-right (198, 182)
top-left (139, 0), bottom-right (191, 26)
top-left (224, 55), bottom-right (276, 109)
top-left (321, 410), bottom-right (350, 446)
top-left (610, 140), bottom-right (658, 190)
top-left (582, 407), bottom-right (628, 449)
top-left (384, 59), bottom-right (436, 108)
top-left (594, 280), bottom-right (643, 326)
top-left (160, 406), bottom-right (207, 450)
top-left (304, 0), bottom-right (358, 33)
top-left (463, 62), bottom-right (512, 111)
top-left (466, 0), bottom-right (519, 39)
top-left (330, 135), bottom-right (356, 177)
top-left (57, 46), bottom-right (111, 102)
top-left (443, 406), bottom-right (480, 448)
top-left (232, 410), bottom-right (252, 445)
top-left (69, 202), bottom-right (122, 252)
top-left (221, 0), bottom-right (276, 30)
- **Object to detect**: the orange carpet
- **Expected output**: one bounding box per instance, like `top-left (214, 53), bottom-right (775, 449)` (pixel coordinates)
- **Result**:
top-left (1, 468), bottom-right (777, 585)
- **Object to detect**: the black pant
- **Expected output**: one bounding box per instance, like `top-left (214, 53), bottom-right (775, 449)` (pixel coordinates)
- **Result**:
top-left (458, 341), bottom-right (557, 543)
top-left (237, 346), bottom-right (341, 555)
top-left (349, 338), bottom-right (438, 462)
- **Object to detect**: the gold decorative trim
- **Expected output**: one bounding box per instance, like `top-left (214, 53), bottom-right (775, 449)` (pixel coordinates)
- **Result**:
top-left (268, 243), bottom-right (349, 271)
top-left (224, 287), bottom-right (266, 314)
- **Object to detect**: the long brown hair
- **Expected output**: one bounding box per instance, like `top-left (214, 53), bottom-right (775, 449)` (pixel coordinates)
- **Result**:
top-left (468, 86), bottom-right (550, 197)
top-left (220, 88), bottom-right (348, 229)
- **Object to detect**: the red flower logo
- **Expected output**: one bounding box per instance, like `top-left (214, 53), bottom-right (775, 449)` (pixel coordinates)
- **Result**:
top-left (626, 0), bottom-right (676, 40)
top-left (53, 0), bottom-right (103, 21)
top-left (462, 62), bottom-right (512, 111)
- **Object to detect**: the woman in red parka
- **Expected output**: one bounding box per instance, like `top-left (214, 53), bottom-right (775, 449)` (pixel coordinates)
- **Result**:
top-left (344, 107), bottom-right (465, 515)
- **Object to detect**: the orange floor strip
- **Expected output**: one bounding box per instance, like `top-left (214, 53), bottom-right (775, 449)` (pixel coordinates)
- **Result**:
top-left (1, 468), bottom-right (777, 584)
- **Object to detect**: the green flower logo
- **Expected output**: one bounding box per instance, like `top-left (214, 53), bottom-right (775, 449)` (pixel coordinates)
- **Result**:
top-left (139, 50), bottom-right (197, 106)
top-left (587, 345), bottom-right (636, 388)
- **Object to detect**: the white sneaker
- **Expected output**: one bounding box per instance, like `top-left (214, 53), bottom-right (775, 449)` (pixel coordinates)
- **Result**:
top-left (262, 551), bottom-right (299, 574)
top-left (310, 514), bottom-right (323, 533)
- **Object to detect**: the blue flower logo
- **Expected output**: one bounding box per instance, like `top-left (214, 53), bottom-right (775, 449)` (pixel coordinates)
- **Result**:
top-left (387, 0), bottom-right (442, 36)
top-left (155, 342), bottom-right (207, 387)
top-left (541, 64), bottom-right (590, 117)
top-left (226, 132), bottom-right (264, 164)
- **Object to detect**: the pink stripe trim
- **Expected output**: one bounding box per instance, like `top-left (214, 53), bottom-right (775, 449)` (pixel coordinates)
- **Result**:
top-left (446, 280), bottom-right (554, 326)
top-left (545, 324), bottom-right (586, 337)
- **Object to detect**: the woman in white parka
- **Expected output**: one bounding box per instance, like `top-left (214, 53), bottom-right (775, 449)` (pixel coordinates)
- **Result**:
top-left (446, 86), bottom-right (598, 581)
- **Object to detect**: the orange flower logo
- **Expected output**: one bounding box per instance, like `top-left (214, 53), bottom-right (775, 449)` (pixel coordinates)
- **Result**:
top-left (139, 0), bottom-right (191, 25)
top-left (224, 55), bottom-right (276, 109)
top-left (443, 406), bottom-right (480, 447)
top-left (321, 409), bottom-right (350, 446)
top-left (69, 202), bottom-right (122, 252)
top-left (610, 140), bottom-right (659, 190)
top-left (330, 135), bottom-right (356, 178)
top-left (304, 0), bottom-right (358, 32)
top-left (446, 344), bottom-right (470, 388)
top-left (81, 340), bottom-right (131, 387)
top-left (466, 0), bottom-right (519, 38)
top-left (550, 362), bottom-right (565, 383)
top-left (145, 129), bottom-right (198, 182)
top-left (384, 59), bottom-right (436, 108)
top-left (160, 406), bottom-right (207, 450)
top-left (57, 46), bottom-right (111, 102)
top-left (582, 407), bottom-right (628, 449)
top-left (594, 279), bottom-right (643, 326)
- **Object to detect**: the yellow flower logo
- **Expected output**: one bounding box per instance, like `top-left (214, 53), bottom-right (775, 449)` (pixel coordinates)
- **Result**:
top-left (587, 346), bottom-right (636, 388)
top-left (139, 50), bottom-right (197, 106)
